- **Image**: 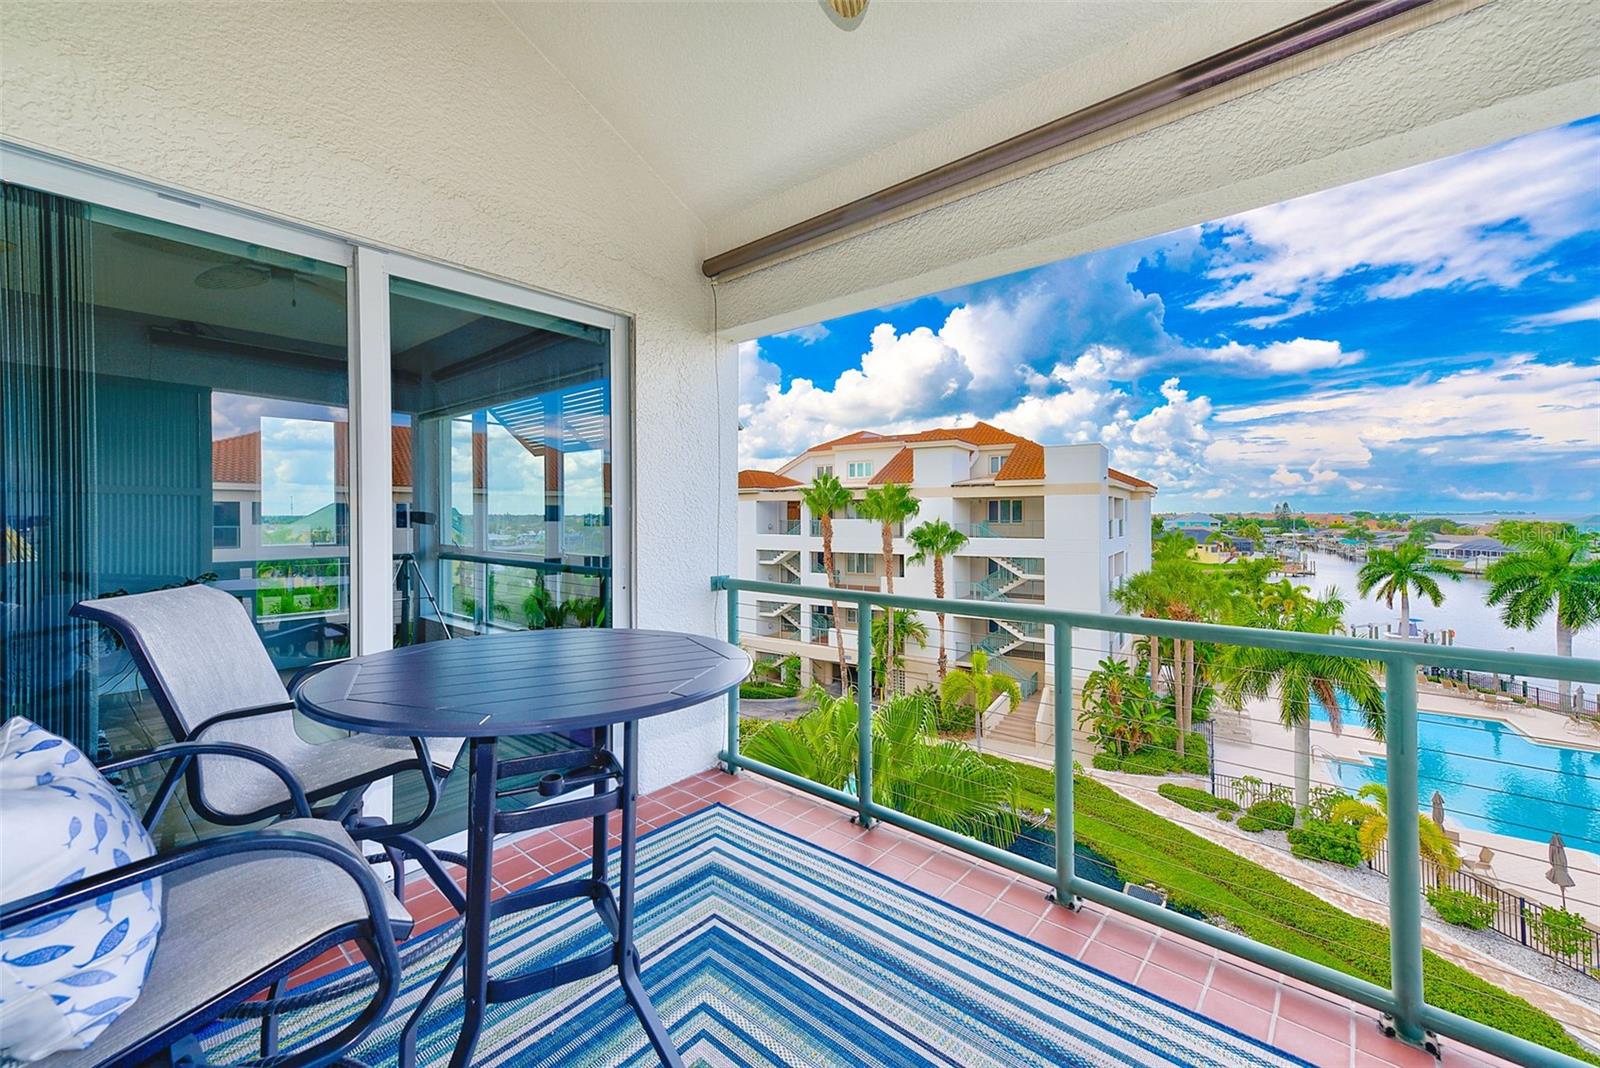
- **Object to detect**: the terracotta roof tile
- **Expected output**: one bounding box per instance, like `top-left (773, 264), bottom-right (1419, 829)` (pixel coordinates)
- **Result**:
top-left (904, 420), bottom-right (1027, 447)
top-left (1109, 466), bottom-right (1156, 490)
top-left (738, 469), bottom-right (803, 490)
top-left (867, 448), bottom-right (913, 484)
top-left (994, 441), bottom-right (1044, 481)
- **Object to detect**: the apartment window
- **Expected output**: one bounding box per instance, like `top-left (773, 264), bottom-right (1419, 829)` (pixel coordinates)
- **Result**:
top-left (989, 454), bottom-right (1005, 473)
top-left (1109, 496), bottom-right (1127, 538)
top-left (988, 499), bottom-right (1024, 524)
top-left (845, 553), bottom-right (872, 573)
top-left (815, 464), bottom-right (833, 477)
top-left (846, 460), bottom-right (873, 479)
top-left (212, 501), bottom-right (241, 549)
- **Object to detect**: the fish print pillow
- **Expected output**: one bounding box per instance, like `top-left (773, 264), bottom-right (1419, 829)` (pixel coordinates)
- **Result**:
top-left (0, 718), bottom-right (163, 1061)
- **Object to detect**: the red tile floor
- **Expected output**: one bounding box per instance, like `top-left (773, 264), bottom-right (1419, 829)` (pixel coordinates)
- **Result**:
top-left (291, 769), bottom-right (1520, 1068)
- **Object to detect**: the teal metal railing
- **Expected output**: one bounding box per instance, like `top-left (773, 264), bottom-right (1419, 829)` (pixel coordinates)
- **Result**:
top-left (713, 574), bottom-right (1600, 1068)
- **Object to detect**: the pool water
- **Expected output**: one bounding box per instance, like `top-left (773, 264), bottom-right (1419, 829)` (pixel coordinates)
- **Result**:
top-left (1314, 701), bottom-right (1600, 855)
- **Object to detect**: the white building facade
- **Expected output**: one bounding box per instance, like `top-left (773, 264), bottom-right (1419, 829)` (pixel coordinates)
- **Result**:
top-left (737, 423), bottom-right (1155, 703)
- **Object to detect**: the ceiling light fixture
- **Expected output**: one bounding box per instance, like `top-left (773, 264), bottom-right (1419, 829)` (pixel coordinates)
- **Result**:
top-left (818, 0), bottom-right (867, 31)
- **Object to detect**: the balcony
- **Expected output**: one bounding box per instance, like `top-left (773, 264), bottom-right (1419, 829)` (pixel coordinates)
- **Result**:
top-left (719, 575), bottom-right (1600, 1068)
top-left (956, 518), bottom-right (1045, 539)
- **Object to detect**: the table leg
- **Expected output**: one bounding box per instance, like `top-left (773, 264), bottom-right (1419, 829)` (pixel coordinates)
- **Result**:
top-left (616, 720), bottom-right (684, 1068)
top-left (448, 736), bottom-right (499, 1068)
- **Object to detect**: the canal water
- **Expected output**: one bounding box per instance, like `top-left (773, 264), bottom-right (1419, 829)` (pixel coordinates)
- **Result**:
top-left (1300, 549), bottom-right (1600, 664)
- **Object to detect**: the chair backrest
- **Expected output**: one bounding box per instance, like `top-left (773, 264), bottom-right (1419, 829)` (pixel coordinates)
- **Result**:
top-left (72, 585), bottom-right (290, 739)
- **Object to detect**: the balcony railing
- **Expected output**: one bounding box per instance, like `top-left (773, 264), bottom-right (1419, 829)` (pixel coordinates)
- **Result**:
top-left (955, 518), bottom-right (1044, 538)
top-left (713, 574), bottom-right (1600, 1068)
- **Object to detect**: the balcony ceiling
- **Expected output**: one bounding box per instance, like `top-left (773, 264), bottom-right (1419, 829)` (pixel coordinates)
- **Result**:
top-left (502, 1), bottom-right (1324, 226)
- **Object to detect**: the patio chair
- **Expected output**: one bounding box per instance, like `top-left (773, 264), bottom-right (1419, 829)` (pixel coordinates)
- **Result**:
top-left (2, 741), bottom-right (407, 1068)
top-left (72, 584), bottom-right (466, 905)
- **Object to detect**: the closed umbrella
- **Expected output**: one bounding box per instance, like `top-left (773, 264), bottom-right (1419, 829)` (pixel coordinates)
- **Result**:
top-left (1430, 791), bottom-right (1446, 832)
top-left (1547, 833), bottom-right (1576, 908)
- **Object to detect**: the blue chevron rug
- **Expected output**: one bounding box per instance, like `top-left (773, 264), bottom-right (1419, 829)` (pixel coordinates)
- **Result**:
top-left (202, 805), bottom-right (1308, 1067)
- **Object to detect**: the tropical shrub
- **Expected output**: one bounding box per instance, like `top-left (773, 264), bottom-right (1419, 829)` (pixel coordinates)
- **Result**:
top-left (1089, 728), bottom-right (1207, 775)
top-left (1287, 819), bottom-right (1362, 867)
top-left (1237, 799), bottom-right (1295, 833)
top-left (1427, 886), bottom-right (1496, 930)
top-left (1079, 658), bottom-right (1160, 756)
top-left (1527, 906), bottom-right (1596, 968)
top-left (1157, 784), bottom-right (1238, 815)
top-left (740, 681), bottom-right (799, 699)
top-left (1328, 784), bottom-right (1460, 882)
top-left (745, 687), bottom-right (1020, 845)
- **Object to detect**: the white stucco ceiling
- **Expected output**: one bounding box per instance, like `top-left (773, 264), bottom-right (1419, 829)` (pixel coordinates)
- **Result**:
top-left (498, 1), bottom-right (1320, 227)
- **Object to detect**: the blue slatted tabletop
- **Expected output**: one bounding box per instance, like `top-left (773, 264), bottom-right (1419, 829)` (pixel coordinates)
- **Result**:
top-left (297, 629), bottom-right (750, 736)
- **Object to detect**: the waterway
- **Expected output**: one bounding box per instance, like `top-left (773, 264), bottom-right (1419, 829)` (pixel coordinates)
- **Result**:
top-left (1298, 549), bottom-right (1600, 664)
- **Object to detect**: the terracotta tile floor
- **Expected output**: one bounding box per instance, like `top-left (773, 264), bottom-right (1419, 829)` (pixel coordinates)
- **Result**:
top-left (293, 769), bottom-right (1522, 1068)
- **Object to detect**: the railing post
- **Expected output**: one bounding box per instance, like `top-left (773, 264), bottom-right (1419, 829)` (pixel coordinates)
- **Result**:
top-left (1382, 658), bottom-right (1432, 1053)
top-left (855, 597), bottom-right (874, 829)
top-left (724, 585), bottom-right (740, 774)
top-left (1051, 622), bottom-right (1080, 909)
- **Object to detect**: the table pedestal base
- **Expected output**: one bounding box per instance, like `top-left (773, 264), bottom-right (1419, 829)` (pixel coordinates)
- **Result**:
top-left (398, 724), bottom-right (682, 1068)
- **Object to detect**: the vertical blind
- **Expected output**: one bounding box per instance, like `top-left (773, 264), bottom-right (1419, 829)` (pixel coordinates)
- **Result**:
top-left (1, 183), bottom-right (101, 751)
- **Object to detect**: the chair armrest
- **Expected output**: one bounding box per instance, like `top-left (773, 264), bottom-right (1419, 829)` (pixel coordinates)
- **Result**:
top-left (102, 741), bottom-right (313, 820)
top-left (186, 701), bottom-right (298, 740)
top-left (1, 826), bottom-right (399, 958)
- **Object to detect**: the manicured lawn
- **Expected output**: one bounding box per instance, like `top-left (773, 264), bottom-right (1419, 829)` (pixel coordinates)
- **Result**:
top-left (989, 755), bottom-right (1598, 1065)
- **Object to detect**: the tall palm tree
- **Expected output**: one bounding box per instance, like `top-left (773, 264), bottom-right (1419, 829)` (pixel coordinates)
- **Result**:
top-left (870, 608), bottom-right (927, 700)
top-left (1486, 531), bottom-right (1600, 711)
top-left (1357, 541), bottom-right (1459, 635)
top-left (941, 648), bottom-right (1022, 749)
top-left (907, 518), bottom-right (968, 680)
top-left (1330, 783), bottom-right (1460, 883)
top-left (801, 472), bottom-right (853, 686)
top-left (1115, 533), bottom-right (1223, 757)
top-left (1214, 586), bottom-right (1385, 821)
top-left (860, 482), bottom-right (920, 695)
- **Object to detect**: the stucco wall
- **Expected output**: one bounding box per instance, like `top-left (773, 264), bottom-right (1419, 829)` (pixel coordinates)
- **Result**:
top-left (0, 2), bottom-right (733, 792)
top-left (714, 0), bottom-right (1600, 337)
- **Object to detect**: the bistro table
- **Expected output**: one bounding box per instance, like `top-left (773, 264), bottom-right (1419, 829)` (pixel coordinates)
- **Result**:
top-left (295, 628), bottom-right (751, 1068)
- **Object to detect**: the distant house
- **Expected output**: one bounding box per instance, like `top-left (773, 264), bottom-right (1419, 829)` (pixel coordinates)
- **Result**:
top-left (1426, 536), bottom-right (1512, 562)
top-left (1166, 513), bottom-right (1221, 535)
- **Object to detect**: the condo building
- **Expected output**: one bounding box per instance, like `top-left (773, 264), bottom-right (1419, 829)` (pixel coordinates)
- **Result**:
top-left (736, 422), bottom-right (1155, 704)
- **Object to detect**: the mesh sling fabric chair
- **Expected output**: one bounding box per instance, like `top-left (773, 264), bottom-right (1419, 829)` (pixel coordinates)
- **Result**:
top-left (2, 742), bottom-right (408, 1068)
top-left (71, 584), bottom-right (466, 906)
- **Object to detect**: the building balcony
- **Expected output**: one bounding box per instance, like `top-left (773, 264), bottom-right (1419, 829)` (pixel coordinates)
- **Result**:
top-left (955, 518), bottom-right (1045, 539)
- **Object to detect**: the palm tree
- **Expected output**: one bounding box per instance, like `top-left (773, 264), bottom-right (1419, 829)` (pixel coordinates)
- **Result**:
top-left (745, 688), bottom-right (1019, 844)
top-left (870, 608), bottom-right (927, 699)
top-left (907, 518), bottom-right (969, 680)
top-left (1357, 541), bottom-right (1459, 636)
top-left (1486, 531), bottom-right (1600, 711)
top-left (1079, 657), bottom-right (1160, 757)
top-left (1115, 534), bottom-right (1223, 757)
top-left (1214, 586), bottom-right (1385, 822)
top-left (941, 648), bottom-right (1022, 748)
top-left (860, 482), bottom-right (920, 695)
top-left (1330, 783), bottom-right (1460, 884)
top-left (801, 472), bottom-right (854, 686)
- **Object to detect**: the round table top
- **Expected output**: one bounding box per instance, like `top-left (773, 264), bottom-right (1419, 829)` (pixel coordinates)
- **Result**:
top-left (294, 628), bottom-right (751, 738)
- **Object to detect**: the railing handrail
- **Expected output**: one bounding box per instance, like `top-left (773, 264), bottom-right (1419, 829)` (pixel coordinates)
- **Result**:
top-left (435, 549), bottom-right (611, 577)
top-left (713, 575), bottom-right (1600, 682)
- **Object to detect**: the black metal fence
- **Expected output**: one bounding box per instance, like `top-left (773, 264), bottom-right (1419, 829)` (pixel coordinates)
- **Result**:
top-left (1424, 666), bottom-right (1598, 716)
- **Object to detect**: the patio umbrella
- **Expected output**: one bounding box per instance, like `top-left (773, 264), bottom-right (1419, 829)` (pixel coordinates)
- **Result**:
top-left (1430, 791), bottom-right (1447, 832)
top-left (1547, 833), bottom-right (1576, 907)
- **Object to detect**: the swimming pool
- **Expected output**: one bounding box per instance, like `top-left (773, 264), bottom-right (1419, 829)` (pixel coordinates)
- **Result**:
top-left (1315, 703), bottom-right (1600, 855)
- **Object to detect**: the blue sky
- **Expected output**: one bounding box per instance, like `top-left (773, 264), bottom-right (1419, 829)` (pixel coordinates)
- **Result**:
top-left (739, 117), bottom-right (1600, 514)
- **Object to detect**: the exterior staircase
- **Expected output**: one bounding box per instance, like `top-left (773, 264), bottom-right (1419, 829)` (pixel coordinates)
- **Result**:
top-left (758, 549), bottom-right (803, 585)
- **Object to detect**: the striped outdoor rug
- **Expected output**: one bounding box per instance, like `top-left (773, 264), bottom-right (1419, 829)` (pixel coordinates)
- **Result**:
top-left (203, 805), bottom-right (1308, 1066)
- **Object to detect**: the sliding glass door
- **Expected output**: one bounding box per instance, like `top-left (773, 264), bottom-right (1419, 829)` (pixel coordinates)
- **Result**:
top-left (3, 156), bottom-right (631, 846)
top-left (3, 185), bottom-right (349, 769)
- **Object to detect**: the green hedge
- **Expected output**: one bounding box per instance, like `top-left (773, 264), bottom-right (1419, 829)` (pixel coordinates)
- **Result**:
top-left (740, 681), bottom-right (800, 699)
top-left (1156, 783), bottom-right (1238, 816)
top-left (1091, 729), bottom-right (1207, 775)
top-left (1287, 819), bottom-right (1362, 867)
top-left (1426, 886), bottom-right (1496, 931)
top-left (984, 756), bottom-right (1597, 1065)
top-left (1237, 799), bottom-right (1294, 833)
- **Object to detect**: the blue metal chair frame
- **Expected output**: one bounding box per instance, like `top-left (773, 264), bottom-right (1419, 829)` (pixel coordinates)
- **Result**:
top-left (0, 742), bottom-right (406, 1067)
top-left (71, 600), bottom-right (464, 908)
